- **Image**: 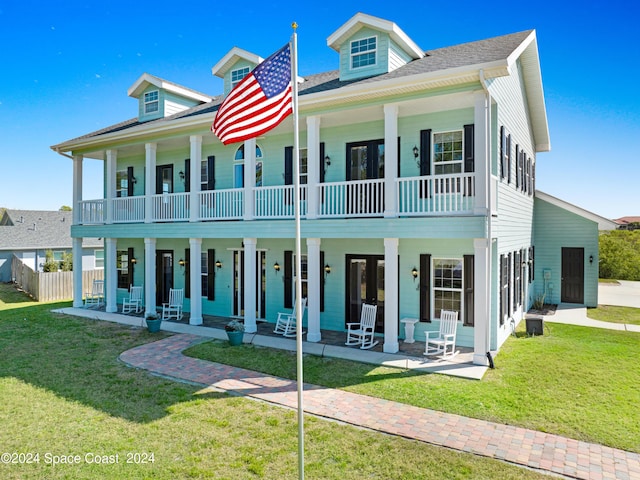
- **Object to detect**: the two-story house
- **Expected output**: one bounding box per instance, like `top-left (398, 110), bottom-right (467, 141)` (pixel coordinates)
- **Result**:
top-left (51, 13), bottom-right (610, 366)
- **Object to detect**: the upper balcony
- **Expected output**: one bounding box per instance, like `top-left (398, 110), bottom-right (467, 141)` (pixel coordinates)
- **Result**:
top-left (76, 173), bottom-right (477, 225)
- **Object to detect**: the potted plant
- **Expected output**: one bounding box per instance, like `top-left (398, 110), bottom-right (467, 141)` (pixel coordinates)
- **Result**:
top-left (145, 313), bottom-right (162, 333)
top-left (224, 320), bottom-right (245, 346)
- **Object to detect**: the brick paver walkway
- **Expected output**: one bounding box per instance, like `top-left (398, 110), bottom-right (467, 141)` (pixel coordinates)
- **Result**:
top-left (119, 334), bottom-right (640, 480)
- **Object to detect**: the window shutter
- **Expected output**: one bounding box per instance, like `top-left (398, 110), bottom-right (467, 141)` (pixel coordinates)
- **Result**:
top-left (520, 150), bottom-right (526, 192)
top-left (185, 248), bottom-right (190, 298)
top-left (532, 160), bottom-right (536, 194)
top-left (529, 246), bottom-right (535, 283)
top-left (397, 136), bottom-right (401, 177)
top-left (515, 145), bottom-right (520, 189)
top-left (319, 142), bottom-right (325, 183)
top-left (419, 129), bottom-right (431, 176)
top-left (155, 165), bottom-right (163, 194)
top-left (463, 254), bottom-right (474, 326)
top-left (207, 155), bottom-right (216, 190)
top-left (184, 159), bottom-right (190, 192)
top-left (463, 124), bottom-right (474, 173)
top-left (506, 134), bottom-right (512, 183)
top-left (500, 126), bottom-right (506, 179)
top-left (127, 167), bottom-right (134, 197)
top-left (419, 254), bottom-right (431, 322)
top-left (284, 250), bottom-right (293, 308)
top-left (320, 250), bottom-right (325, 312)
top-left (207, 249), bottom-right (215, 300)
top-left (500, 254), bottom-right (507, 326)
top-left (127, 247), bottom-right (135, 287)
top-left (284, 146), bottom-right (293, 185)
top-left (507, 252), bottom-right (512, 316)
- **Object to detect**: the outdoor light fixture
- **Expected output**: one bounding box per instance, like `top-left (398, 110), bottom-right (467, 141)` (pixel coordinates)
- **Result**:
top-left (324, 264), bottom-right (331, 276)
top-left (179, 170), bottom-right (185, 184)
top-left (131, 176), bottom-right (137, 184)
top-left (215, 260), bottom-right (222, 269)
top-left (273, 262), bottom-right (280, 273)
top-left (589, 255), bottom-right (594, 264)
top-left (130, 257), bottom-right (137, 264)
top-left (324, 155), bottom-right (331, 175)
top-left (178, 258), bottom-right (186, 267)
top-left (413, 145), bottom-right (419, 158)
top-left (411, 267), bottom-right (419, 281)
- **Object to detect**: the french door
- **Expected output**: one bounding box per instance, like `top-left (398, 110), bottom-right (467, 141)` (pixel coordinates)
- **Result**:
top-left (155, 250), bottom-right (173, 305)
top-left (232, 250), bottom-right (266, 319)
top-left (345, 254), bottom-right (385, 332)
top-left (346, 140), bottom-right (385, 215)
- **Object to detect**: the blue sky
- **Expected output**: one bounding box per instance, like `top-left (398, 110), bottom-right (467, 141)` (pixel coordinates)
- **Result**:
top-left (1, 0), bottom-right (638, 219)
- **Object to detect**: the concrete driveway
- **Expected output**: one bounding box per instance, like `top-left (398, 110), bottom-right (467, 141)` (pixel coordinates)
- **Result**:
top-left (598, 280), bottom-right (640, 308)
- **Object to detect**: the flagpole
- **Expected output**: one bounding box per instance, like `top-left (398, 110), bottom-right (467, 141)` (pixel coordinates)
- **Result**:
top-left (291, 21), bottom-right (305, 480)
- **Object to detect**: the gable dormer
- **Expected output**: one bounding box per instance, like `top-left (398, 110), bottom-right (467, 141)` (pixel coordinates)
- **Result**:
top-left (327, 13), bottom-right (424, 81)
top-left (211, 47), bottom-right (263, 95)
top-left (127, 73), bottom-right (212, 122)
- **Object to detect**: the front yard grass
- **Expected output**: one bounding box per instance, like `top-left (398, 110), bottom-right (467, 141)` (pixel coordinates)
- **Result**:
top-left (587, 304), bottom-right (640, 325)
top-left (186, 321), bottom-right (640, 454)
top-left (0, 283), bottom-right (547, 479)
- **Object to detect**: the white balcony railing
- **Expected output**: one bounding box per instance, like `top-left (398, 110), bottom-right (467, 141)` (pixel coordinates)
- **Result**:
top-left (76, 173), bottom-right (478, 225)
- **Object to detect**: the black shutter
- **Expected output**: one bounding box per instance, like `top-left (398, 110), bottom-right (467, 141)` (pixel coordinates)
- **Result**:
top-left (319, 142), bottom-right (325, 183)
top-left (515, 145), bottom-right (520, 189)
top-left (529, 246), bottom-right (535, 283)
top-left (284, 250), bottom-right (293, 308)
top-left (419, 254), bottom-right (431, 322)
top-left (185, 248), bottom-right (190, 298)
top-left (500, 254), bottom-right (506, 325)
top-left (506, 134), bottom-right (512, 183)
top-left (520, 150), bottom-right (526, 192)
top-left (419, 129), bottom-right (431, 176)
top-left (463, 124), bottom-right (474, 173)
top-left (184, 159), bottom-right (190, 192)
top-left (463, 254), bottom-right (474, 326)
top-left (207, 155), bottom-right (215, 190)
top-left (397, 136), bottom-right (401, 177)
top-left (127, 247), bottom-right (135, 287)
top-left (507, 252), bottom-right (512, 316)
top-left (207, 249), bottom-right (215, 300)
top-left (155, 165), bottom-right (163, 194)
top-left (500, 126), bottom-right (506, 179)
top-left (127, 167), bottom-right (134, 197)
top-left (284, 147), bottom-right (293, 185)
top-left (320, 250), bottom-right (325, 312)
top-left (532, 160), bottom-right (536, 194)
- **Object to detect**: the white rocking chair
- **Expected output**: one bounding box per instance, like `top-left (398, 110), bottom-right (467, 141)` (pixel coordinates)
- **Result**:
top-left (122, 285), bottom-right (143, 314)
top-left (84, 279), bottom-right (104, 308)
top-left (345, 303), bottom-right (379, 349)
top-left (161, 288), bottom-right (184, 321)
top-left (274, 298), bottom-right (307, 337)
top-left (424, 310), bottom-right (459, 358)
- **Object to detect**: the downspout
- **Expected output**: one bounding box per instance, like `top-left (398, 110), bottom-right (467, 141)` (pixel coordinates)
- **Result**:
top-left (51, 146), bottom-right (74, 160)
top-left (479, 69), bottom-right (494, 366)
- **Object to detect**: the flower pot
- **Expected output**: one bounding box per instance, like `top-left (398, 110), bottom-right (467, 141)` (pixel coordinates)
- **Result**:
top-left (226, 330), bottom-right (244, 346)
top-left (145, 318), bottom-right (162, 333)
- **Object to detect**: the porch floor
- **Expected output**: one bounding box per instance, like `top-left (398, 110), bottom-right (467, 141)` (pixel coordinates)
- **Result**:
top-left (61, 305), bottom-right (483, 379)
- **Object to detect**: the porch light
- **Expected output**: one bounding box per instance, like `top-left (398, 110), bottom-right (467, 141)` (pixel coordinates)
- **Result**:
top-left (131, 176), bottom-right (137, 184)
top-left (178, 258), bottom-right (186, 268)
top-left (179, 170), bottom-right (185, 184)
top-left (215, 260), bottom-right (222, 270)
top-left (411, 266), bottom-right (419, 281)
top-left (130, 257), bottom-right (137, 264)
top-left (324, 264), bottom-right (331, 276)
top-left (413, 145), bottom-right (419, 158)
top-left (273, 262), bottom-right (280, 273)
top-left (324, 155), bottom-right (331, 176)
top-left (589, 255), bottom-right (594, 264)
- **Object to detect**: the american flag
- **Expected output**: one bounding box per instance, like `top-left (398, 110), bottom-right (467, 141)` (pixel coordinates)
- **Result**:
top-left (212, 43), bottom-right (293, 145)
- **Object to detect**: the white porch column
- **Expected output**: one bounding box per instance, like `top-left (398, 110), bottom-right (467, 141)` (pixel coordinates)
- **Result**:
top-left (105, 238), bottom-right (117, 313)
top-left (189, 238), bottom-right (203, 325)
top-left (384, 104), bottom-right (398, 218)
top-left (474, 92), bottom-right (490, 215)
top-left (473, 238), bottom-right (491, 366)
top-left (243, 138), bottom-right (256, 220)
top-left (145, 143), bottom-right (157, 223)
top-left (243, 237), bottom-right (257, 333)
top-left (105, 149), bottom-right (117, 225)
top-left (72, 237), bottom-right (83, 307)
top-left (72, 155), bottom-right (83, 224)
top-left (144, 238), bottom-right (157, 316)
top-left (383, 238), bottom-right (399, 353)
top-left (189, 135), bottom-right (202, 223)
top-left (306, 116), bottom-right (321, 219)
top-left (306, 238), bottom-right (321, 342)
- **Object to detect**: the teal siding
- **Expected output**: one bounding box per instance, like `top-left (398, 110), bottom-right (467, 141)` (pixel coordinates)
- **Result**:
top-left (223, 59), bottom-right (258, 95)
top-left (533, 197), bottom-right (599, 307)
top-left (139, 85), bottom-right (164, 122)
top-left (339, 28), bottom-right (390, 81)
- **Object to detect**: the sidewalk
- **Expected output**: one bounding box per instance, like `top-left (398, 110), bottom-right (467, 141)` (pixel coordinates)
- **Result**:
top-left (119, 334), bottom-right (640, 480)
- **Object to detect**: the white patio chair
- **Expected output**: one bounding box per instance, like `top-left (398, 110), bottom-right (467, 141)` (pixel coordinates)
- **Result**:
top-left (345, 303), bottom-right (378, 349)
top-left (274, 298), bottom-right (307, 337)
top-left (122, 285), bottom-right (143, 314)
top-left (161, 288), bottom-right (184, 321)
top-left (424, 310), bottom-right (459, 358)
top-left (84, 279), bottom-right (104, 308)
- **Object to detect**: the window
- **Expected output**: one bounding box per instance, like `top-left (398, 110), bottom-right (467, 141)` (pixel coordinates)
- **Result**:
top-left (144, 90), bottom-right (159, 114)
top-left (351, 36), bottom-right (376, 68)
top-left (292, 254), bottom-right (308, 301)
top-left (117, 250), bottom-right (129, 289)
top-left (231, 67), bottom-right (250, 89)
top-left (433, 131), bottom-right (463, 175)
top-left (116, 169), bottom-right (128, 197)
top-left (234, 144), bottom-right (263, 187)
top-left (299, 148), bottom-right (308, 184)
top-left (200, 159), bottom-right (208, 191)
top-left (95, 249), bottom-right (104, 269)
top-left (433, 258), bottom-right (463, 317)
top-left (200, 251), bottom-right (209, 297)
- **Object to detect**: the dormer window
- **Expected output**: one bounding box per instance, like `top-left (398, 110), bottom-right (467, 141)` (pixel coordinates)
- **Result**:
top-left (144, 90), bottom-right (159, 114)
top-left (231, 67), bottom-right (250, 89)
top-left (351, 36), bottom-right (377, 69)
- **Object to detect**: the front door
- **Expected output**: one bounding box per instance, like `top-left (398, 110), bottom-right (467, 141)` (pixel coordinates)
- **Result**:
top-left (345, 255), bottom-right (385, 332)
top-left (346, 140), bottom-right (385, 215)
top-left (561, 247), bottom-right (584, 304)
top-left (232, 250), bottom-right (266, 319)
top-left (156, 250), bottom-right (173, 305)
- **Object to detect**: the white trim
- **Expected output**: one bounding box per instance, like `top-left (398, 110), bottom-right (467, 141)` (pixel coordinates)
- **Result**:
top-left (211, 47), bottom-right (263, 78)
top-left (128, 73), bottom-right (212, 102)
top-left (350, 35), bottom-right (378, 70)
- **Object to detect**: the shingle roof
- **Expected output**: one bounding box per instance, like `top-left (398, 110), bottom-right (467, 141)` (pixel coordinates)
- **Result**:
top-left (0, 210), bottom-right (102, 250)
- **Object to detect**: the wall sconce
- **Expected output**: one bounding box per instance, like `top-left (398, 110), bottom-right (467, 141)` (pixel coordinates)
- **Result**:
top-left (178, 258), bottom-right (186, 268)
top-left (589, 255), bottom-right (594, 264)
top-left (324, 155), bottom-right (331, 175)
top-left (130, 257), bottom-right (137, 264)
top-left (273, 262), bottom-right (280, 274)
top-left (324, 264), bottom-right (331, 277)
top-left (215, 260), bottom-right (222, 270)
top-left (411, 267), bottom-right (419, 281)
top-left (413, 145), bottom-right (421, 168)
top-left (131, 176), bottom-right (137, 184)
top-left (179, 170), bottom-right (185, 184)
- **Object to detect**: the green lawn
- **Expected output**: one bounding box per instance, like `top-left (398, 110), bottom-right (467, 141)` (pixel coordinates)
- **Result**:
top-left (588, 304), bottom-right (640, 325)
top-left (0, 284), bottom-right (547, 479)
top-left (187, 319), bottom-right (640, 454)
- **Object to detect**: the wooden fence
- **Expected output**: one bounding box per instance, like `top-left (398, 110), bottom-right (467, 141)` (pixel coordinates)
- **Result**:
top-left (11, 255), bottom-right (104, 302)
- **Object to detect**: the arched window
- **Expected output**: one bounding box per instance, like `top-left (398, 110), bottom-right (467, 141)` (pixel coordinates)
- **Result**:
top-left (234, 144), bottom-right (263, 188)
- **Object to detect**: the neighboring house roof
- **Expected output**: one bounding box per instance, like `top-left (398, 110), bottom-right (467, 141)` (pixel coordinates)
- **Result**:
top-left (535, 191), bottom-right (618, 231)
top-left (127, 73), bottom-right (213, 102)
top-left (52, 28), bottom-right (549, 155)
top-left (614, 216), bottom-right (640, 225)
top-left (0, 210), bottom-right (102, 250)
